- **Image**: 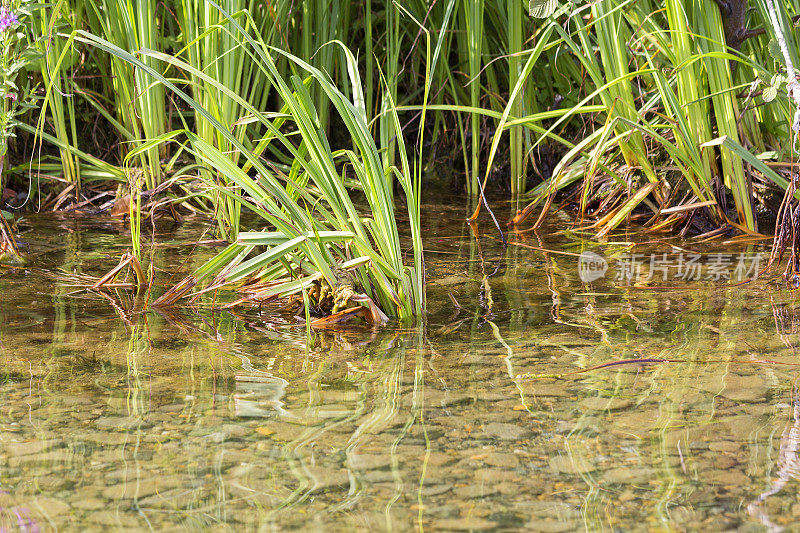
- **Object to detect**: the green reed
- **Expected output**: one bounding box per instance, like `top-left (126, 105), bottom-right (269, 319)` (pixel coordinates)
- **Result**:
top-left (24, 0), bottom-right (800, 245)
top-left (76, 0), bottom-right (426, 320)
top-left (33, 1), bottom-right (81, 190)
top-left (500, 0), bottom-right (799, 234)
top-left (178, 0), bottom-right (279, 240)
top-left (80, 0), bottom-right (167, 190)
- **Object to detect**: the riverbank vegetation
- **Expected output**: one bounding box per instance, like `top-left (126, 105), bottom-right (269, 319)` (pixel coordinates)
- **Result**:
top-left (1, 0), bottom-right (800, 319)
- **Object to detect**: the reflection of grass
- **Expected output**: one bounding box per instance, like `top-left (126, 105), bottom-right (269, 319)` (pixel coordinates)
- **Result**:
top-left (537, 279), bottom-right (800, 529)
top-left (274, 335), bottom-right (412, 517)
top-left (446, 233), bottom-right (789, 527)
top-left (12, 217), bottom-right (800, 528)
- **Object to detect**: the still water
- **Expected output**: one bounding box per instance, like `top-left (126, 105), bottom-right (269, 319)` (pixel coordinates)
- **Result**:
top-left (0, 207), bottom-right (798, 531)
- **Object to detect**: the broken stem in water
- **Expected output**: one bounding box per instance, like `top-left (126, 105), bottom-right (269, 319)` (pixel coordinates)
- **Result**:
top-left (520, 357), bottom-right (800, 380)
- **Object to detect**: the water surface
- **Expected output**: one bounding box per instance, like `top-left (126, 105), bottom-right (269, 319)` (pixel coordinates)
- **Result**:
top-left (0, 208), bottom-right (797, 531)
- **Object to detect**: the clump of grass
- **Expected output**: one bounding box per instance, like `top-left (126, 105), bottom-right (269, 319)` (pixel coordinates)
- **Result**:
top-left (497, 0), bottom-right (800, 236)
top-left (23, 0), bottom-right (800, 249)
top-left (65, 3), bottom-right (426, 321)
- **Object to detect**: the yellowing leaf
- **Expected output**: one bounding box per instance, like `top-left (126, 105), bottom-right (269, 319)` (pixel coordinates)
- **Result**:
top-left (596, 181), bottom-right (660, 239)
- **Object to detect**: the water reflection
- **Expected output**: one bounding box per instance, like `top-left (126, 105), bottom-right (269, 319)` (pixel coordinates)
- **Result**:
top-left (747, 302), bottom-right (800, 532)
top-left (747, 394), bottom-right (800, 532)
top-left (2, 212), bottom-right (800, 529)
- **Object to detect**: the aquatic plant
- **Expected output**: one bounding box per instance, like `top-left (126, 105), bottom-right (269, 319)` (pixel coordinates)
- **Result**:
top-left (0, 0), bottom-right (39, 190)
top-left (176, 0), bottom-right (285, 240)
top-left (75, 0), bottom-right (167, 192)
top-left (0, 213), bottom-right (22, 265)
top-left (761, 0), bottom-right (800, 284)
top-left (63, 2), bottom-right (428, 321)
top-left (17, 0), bottom-right (800, 252)
top-left (495, 0), bottom-right (800, 236)
top-left (29, 0), bottom-right (84, 192)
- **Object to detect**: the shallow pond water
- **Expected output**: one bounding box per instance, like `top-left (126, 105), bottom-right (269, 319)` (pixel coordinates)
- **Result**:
top-left (1, 207), bottom-right (799, 531)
